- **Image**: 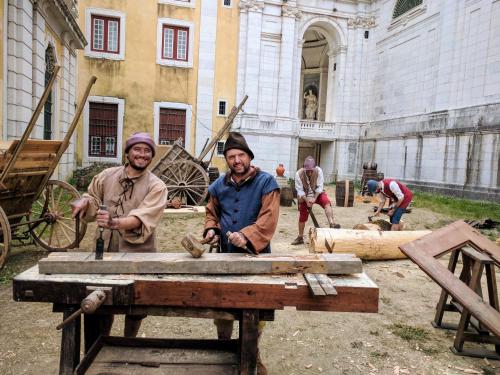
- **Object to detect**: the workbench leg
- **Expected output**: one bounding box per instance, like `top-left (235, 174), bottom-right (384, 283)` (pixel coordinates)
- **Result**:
top-left (59, 307), bottom-right (81, 375)
top-left (84, 314), bottom-right (113, 353)
top-left (239, 309), bottom-right (259, 375)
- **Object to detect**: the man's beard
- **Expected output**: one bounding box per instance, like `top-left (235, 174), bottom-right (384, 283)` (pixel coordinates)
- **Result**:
top-left (128, 157), bottom-right (150, 171)
top-left (230, 164), bottom-right (250, 176)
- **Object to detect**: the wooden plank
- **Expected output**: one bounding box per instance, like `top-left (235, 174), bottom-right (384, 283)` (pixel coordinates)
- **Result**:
top-left (402, 220), bottom-right (500, 265)
top-left (38, 252), bottom-right (363, 275)
top-left (400, 243), bottom-right (500, 337)
top-left (314, 273), bottom-right (338, 296)
top-left (14, 266), bottom-right (379, 313)
top-left (304, 273), bottom-right (326, 296)
top-left (87, 363), bottom-right (238, 375)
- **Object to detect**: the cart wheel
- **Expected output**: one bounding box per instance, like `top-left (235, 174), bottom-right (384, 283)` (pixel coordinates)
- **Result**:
top-left (0, 206), bottom-right (11, 270)
top-left (30, 180), bottom-right (87, 251)
top-left (160, 160), bottom-right (209, 205)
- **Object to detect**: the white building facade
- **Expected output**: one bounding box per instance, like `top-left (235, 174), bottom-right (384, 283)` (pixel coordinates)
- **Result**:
top-left (234, 0), bottom-right (500, 201)
top-left (3, 0), bottom-right (85, 179)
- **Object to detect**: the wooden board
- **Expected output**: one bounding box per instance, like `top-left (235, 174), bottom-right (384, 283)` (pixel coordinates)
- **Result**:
top-left (14, 266), bottom-right (379, 313)
top-left (38, 252), bottom-right (363, 275)
top-left (309, 228), bottom-right (431, 260)
top-left (164, 206), bottom-right (206, 214)
top-left (77, 337), bottom-right (239, 375)
top-left (400, 220), bottom-right (500, 266)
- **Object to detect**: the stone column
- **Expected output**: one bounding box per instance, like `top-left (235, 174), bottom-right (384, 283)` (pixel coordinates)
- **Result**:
top-left (195, 0), bottom-right (218, 156)
top-left (276, 2), bottom-right (301, 118)
top-left (333, 47), bottom-right (347, 122)
top-left (240, 0), bottom-right (264, 114)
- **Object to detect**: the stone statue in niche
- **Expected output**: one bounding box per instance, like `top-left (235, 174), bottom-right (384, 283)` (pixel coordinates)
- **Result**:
top-left (303, 89), bottom-right (318, 120)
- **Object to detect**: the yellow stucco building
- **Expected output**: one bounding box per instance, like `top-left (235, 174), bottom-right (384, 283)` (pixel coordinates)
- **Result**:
top-left (76, 0), bottom-right (240, 171)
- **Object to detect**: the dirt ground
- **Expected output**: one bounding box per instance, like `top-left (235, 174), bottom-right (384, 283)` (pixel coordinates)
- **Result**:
top-left (0, 185), bottom-right (499, 374)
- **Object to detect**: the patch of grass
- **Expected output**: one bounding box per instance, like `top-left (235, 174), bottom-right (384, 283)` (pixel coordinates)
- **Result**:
top-left (420, 345), bottom-right (439, 355)
top-left (413, 192), bottom-right (500, 222)
top-left (369, 330), bottom-right (379, 336)
top-left (0, 249), bottom-right (44, 284)
top-left (350, 341), bottom-right (363, 349)
top-left (390, 323), bottom-right (429, 341)
top-left (481, 366), bottom-right (496, 375)
top-left (370, 351), bottom-right (388, 358)
top-left (380, 296), bottom-right (391, 305)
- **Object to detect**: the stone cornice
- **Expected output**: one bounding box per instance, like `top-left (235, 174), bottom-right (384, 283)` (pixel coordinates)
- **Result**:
top-left (35, 0), bottom-right (87, 51)
top-left (347, 16), bottom-right (376, 29)
top-left (239, 0), bottom-right (265, 13)
top-left (282, 4), bottom-right (302, 19)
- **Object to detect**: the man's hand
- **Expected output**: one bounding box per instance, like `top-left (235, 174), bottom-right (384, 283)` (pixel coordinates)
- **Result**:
top-left (228, 231), bottom-right (247, 248)
top-left (388, 208), bottom-right (395, 217)
top-left (96, 208), bottom-right (112, 229)
top-left (71, 198), bottom-right (90, 219)
top-left (204, 229), bottom-right (220, 245)
top-left (374, 211), bottom-right (381, 217)
top-left (307, 197), bottom-right (315, 207)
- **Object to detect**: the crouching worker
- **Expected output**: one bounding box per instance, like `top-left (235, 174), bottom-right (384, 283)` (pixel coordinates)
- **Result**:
top-left (367, 179), bottom-right (413, 231)
top-left (291, 156), bottom-right (339, 245)
top-left (203, 132), bottom-right (280, 375)
top-left (71, 132), bottom-right (167, 340)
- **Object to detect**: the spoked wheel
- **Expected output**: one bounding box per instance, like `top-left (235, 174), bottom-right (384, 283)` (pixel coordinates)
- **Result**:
top-left (30, 180), bottom-right (87, 251)
top-left (160, 160), bottom-right (209, 205)
top-left (0, 206), bottom-right (11, 270)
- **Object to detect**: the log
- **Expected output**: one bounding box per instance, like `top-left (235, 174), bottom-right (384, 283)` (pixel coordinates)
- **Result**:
top-left (38, 252), bottom-right (362, 275)
top-left (352, 223), bottom-right (381, 231)
top-left (309, 228), bottom-right (432, 260)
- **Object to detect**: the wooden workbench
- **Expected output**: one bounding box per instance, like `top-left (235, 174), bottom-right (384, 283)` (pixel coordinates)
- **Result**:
top-left (14, 263), bottom-right (378, 374)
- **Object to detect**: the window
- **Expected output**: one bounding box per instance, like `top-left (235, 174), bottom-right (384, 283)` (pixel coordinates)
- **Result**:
top-left (157, 18), bottom-right (194, 68)
top-left (218, 100), bottom-right (227, 116)
top-left (158, 0), bottom-right (195, 8)
top-left (159, 108), bottom-right (187, 146)
top-left (392, 0), bottom-right (423, 19)
top-left (44, 45), bottom-right (56, 140)
top-left (88, 102), bottom-right (118, 157)
top-left (154, 102), bottom-right (192, 150)
top-left (216, 141), bottom-right (225, 156)
top-left (85, 8), bottom-right (125, 60)
top-left (162, 25), bottom-right (189, 61)
top-left (222, 0), bottom-right (231, 7)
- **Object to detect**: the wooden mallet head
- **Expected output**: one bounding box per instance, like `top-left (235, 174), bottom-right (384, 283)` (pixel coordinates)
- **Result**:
top-left (181, 233), bottom-right (207, 258)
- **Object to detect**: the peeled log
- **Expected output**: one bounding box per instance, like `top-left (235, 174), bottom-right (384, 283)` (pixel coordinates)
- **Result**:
top-left (309, 228), bottom-right (432, 260)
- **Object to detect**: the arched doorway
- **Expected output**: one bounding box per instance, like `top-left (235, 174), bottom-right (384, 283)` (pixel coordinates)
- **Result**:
top-left (300, 28), bottom-right (329, 122)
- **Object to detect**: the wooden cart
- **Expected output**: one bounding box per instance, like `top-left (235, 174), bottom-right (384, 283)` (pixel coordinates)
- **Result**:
top-left (0, 67), bottom-right (96, 269)
top-left (151, 95), bottom-right (248, 205)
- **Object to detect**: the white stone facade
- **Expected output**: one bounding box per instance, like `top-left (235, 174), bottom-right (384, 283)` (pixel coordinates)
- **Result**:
top-left (234, 0), bottom-right (500, 200)
top-left (4, 0), bottom-right (85, 180)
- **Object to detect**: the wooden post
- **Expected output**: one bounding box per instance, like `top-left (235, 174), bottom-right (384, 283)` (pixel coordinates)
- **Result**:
top-left (239, 309), bottom-right (259, 375)
top-left (59, 306), bottom-right (81, 375)
top-left (34, 76), bottom-right (97, 201)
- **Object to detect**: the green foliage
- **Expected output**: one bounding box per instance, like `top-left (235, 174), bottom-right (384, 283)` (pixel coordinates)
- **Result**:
top-left (413, 192), bottom-right (500, 222)
top-left (390, 323), bottom-right (428, 341)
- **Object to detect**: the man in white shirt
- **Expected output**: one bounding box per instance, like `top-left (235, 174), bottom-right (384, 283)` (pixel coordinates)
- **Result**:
top-left (291, 156), bottom-right (339, 245)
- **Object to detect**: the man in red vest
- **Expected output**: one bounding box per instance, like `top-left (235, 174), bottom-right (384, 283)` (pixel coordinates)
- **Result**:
top-left (367, 179), bottom-right (413, 231)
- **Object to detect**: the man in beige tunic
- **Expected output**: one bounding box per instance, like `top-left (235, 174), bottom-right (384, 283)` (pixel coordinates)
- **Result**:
top-left (72, 132), bottom-right (167, 337)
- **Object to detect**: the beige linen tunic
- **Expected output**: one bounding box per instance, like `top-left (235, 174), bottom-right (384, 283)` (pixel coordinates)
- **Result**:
top-left (83, 165), bottom-right (167, 252)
